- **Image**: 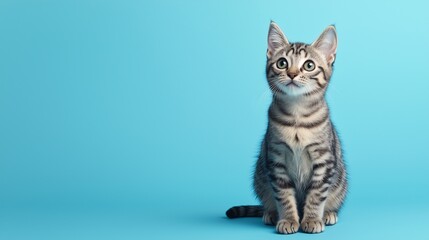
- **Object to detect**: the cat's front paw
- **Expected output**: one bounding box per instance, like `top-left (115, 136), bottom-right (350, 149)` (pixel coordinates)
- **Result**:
top-left (276, 219), bottom-right (299, 234)
top-left (301, 217), bottom-right (325, 233)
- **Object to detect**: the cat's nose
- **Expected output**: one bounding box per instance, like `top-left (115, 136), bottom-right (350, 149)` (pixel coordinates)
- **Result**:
top-left (287, 72), bottom-right (298, 79)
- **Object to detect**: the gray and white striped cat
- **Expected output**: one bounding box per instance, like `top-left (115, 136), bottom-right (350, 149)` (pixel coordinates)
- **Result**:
top-left (226, 22), bottom-right (347, 234)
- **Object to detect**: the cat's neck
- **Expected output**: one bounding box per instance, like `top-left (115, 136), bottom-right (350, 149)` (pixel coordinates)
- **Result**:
top-left (272, 93), bottom-right (327, 117)
top-left (273, 93), bottom-right (325, 107)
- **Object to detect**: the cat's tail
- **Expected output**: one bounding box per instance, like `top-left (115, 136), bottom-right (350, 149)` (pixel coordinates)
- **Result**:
top-left (225, 205), bottom-right (264, 218)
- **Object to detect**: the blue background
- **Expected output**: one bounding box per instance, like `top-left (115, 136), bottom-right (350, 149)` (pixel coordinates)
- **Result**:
top-left (1, 0), bottom-right (428, 239)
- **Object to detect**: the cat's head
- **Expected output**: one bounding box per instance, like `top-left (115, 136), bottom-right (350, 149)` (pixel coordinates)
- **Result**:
top-left (266, 21), bottom-right (337, 97)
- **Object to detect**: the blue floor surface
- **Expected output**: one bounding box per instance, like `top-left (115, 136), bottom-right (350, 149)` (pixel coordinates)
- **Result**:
top-left (1, 202), bottom-right (427, 240)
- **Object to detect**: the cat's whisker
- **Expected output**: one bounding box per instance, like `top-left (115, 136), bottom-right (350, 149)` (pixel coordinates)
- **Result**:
top-left (258, 90), bottom-right (272, 103)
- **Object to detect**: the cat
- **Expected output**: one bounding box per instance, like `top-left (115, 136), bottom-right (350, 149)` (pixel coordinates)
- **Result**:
top-left (226, 21), bottom-right (348, 234)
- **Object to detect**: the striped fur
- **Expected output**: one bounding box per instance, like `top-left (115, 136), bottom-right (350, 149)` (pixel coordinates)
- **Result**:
top-left (226, 22), bottom-right (347, 234)
top-left (226, 205), bottom-right (263, 218)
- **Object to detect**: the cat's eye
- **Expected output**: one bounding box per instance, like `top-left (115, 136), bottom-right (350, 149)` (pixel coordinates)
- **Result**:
top-left (276, 58), bottom-right (288, 69)
top-left (303, 60), bottom-right (315, 71)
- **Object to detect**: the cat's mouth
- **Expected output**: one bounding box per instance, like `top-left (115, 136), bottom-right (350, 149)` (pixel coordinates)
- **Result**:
top-left (285, 81), bottom-right (301, 87)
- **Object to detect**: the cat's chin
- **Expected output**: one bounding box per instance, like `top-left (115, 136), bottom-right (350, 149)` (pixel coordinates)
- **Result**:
top-left (276, 83), bottom-right (307, 97)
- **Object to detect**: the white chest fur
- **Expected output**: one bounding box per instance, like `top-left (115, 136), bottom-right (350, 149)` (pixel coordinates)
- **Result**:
top-left (281, 127), bottom-right (314, 193)
top-left (274, 116), bottom-right (324, 193)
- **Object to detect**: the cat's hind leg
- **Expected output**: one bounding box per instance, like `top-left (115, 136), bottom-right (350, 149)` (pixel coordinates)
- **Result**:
top-left (323, 211), bottom-right (338, 225)
top-left (257, 175), bottom-right (278, 225)
top-left (262, 209), bottom-right (277, 226)
top-left (323, 165), bottom-right (347, 226)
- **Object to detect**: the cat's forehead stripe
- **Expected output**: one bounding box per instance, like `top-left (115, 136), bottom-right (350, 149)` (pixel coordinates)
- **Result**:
top-left (286, 43), bottom-right (310, 57)
top-left (298, 48), bottom-right (308, 58)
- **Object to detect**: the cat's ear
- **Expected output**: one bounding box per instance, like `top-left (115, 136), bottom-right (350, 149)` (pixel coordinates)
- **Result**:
top-left (267, 21), bottom-right (289, 58)
top-left (312, 25), bottom-right (337, 64)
